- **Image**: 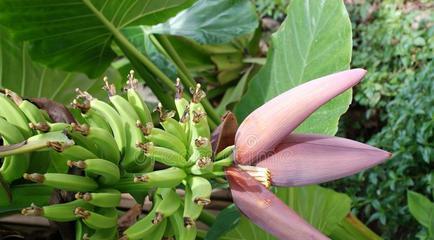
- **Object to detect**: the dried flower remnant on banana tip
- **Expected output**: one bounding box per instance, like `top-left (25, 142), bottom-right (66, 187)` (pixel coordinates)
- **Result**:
top-left (224, 69), bottom-right (392, 240)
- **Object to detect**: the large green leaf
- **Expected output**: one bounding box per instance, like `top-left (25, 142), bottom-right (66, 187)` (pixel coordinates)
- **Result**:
top-left (0, 0), bottom-right (191, 78)
top-left (407, 191), bottom-right (434, 229)
top-left (234, 0), bottom-right (352, 135)
top-left (150, 0), bottom-right (258, 44)
top-left (0, 27), bottom-right (119, 103)
top-left (222, 186), bottom-right (352, 240)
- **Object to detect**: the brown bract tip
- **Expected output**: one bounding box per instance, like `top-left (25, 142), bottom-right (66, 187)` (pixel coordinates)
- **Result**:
top-left (126, 70), bottom-right (140, 90)
top-left (190, 84), bottom-right (206, 103)
top-left (197, 157), bottom-right (212, 168)
top-left (136, 121), bottom-right (153, 136)
top-left (175, 78), bottom-right (183, 99)
top-left (21, 204), bottom-right (43, 216)
top-left (180, 105), bottom-right (190, 123)
top-left (155, 103), bottom-right (175, 122)
top-left (183, 217), bottom-right (195, 229)
top-left (23, 173), bottom-right (45, 183)
top-left (29, 122), bottom-right (50, 132)
top-left (136, 142), bottom-right (153, 153)
top-left (152, 212), bottom-right (164, 224)
top-left (192, 109), bottom-right (206, 123)
top-left (68, 160), bottom-right (87, 169)
top-left (4, 89), bottom-right (23, 105)
top-left (74, 207), bottom-right (90, 218)
top-left (134, 175), bottom-right (150, 183)
top-left (194, 137), bottom-right (209, 148)
top-left (194, 197), bottom-right (211, 206)
top-left (71, 123), bottom-right (90, 136)
top-left (102, 76), bottom-right (116, 96)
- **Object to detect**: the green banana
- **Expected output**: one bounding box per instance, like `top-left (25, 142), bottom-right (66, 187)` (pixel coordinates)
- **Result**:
top-left (152, 188), bottom-right (181, 224)
top-left (138, 123), bottom-right (186, 156)
top-left (0, 175), bottom-right (11, 206)
top-left (163, 220), bottom-right (175, 240)
top-left (150, 218), bottom-right (168, 240)
top-left (2, 184), bottom-right (52, 210)
top-left (76, 89), bottom-right (126, 153)
top-left (114, 175), bottom-right (151, 194)
top-left (60, 145), bottom-right (99, 160)
top-left (213, 155), bottom-right (234, 173)
top-left (85, 127), bottom-right (120, 164)
top-left (67, 159), bottom-right (120, 186)
top-left (0, 131), bottom-right (74, 157)
top-left (174, 79), bottom-right (190, 121)
top-left (190, 157), bottom-right (214, 175)
top-left (215, 145), bottom-right (235, 160)
top-left (75, 188), bottom-right (121, 208)
top-left (76, 219), bottom-right (95, 240)
top-left (132, 167), bottom-right (187, 188)
top-left (75, 207), bottom-right (118, 229)
top-left (84, 227), bottom-right (117, 240)
top-left (29, 122), bottom-right (70, 133)
top-left (4, 89), bottom-right (47, 127)
top-left (0, 117), bottom-right (30, 183)
top-left (68, 123), bottom-right (101, 156)
top-left (0, 93), bottom-right (31, 138)
top-left (106, 84), bottom-right (146, 172)
top-left (170, 208), bottom-right (197, 240)
top-left (183, 185), bottom-right (203, 227)
top-left (126, 70), bottom-right (153, 126)
top-left (136, 142), bottom-right (186, 168)
top-left (189, 176), bottom-right (212, 206)
top-left (161, 117), bottom-right (188, 145)
top-left (122, 199), bottom-right (160, 240)
top-left (21, 199), bottom-right (92, 222)
top-left (23, 173), bottom-right (98, 192)
top-left (80, 108), bottom-right (112, 134)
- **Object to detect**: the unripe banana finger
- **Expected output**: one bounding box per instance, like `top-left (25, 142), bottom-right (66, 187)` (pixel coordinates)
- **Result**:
top-left (23, 173), bottom-right (98, 192)
top-left (0, 93), bottom-right (31, 138)
top-left (75, 207), bottom-right (117, 230)
top-left (75, 188), bottom-right (121, 208)
top-left (126, 71), bottom-right (153, 126)
top-left (189, 177), bottom-right (212, 206)
top-left (136, 143), bottom-right (186, 168)
top-left (0, 131), bottom-right (74, 158)
top-left (132, 167), bottom-right (187, 188)
top-left (67, 159), bottom-right (120, 186)
top-left (21, 199), bottom-right (92, 222)
top-left (152, 188), bottom-right (181, 224)
top-left (138, 123), bottom-right (187, 157)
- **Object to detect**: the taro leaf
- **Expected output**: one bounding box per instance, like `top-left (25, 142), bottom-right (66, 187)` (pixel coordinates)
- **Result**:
top-left (122, 26), bottom-right (178, 79)
top-left (234, 0), bottom-right (353, 136)
top-left (407, 190), bottom-right (434, 229)
top-left (0, 0), bottom-right (191, 78)
top-left (330, 213), bottom-right (383, 240)
top-left (0, 27), bottom-right (121, 103)
top-left (150, 0), bottom-right (259, 44)
top-left (205, 204), bottom-right (241, 240)
top-left (223, 185), bottom-right (352, 240)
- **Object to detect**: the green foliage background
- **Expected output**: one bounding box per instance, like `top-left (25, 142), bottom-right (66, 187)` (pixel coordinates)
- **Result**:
top-left (256, 0), bottom-right (433, 239)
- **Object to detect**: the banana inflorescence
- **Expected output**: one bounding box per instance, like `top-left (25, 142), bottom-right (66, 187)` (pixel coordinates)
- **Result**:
top-left (0, 72), bottom-right (234, 239)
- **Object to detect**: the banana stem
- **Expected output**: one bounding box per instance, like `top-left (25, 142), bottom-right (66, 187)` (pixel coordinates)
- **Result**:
top-left (154, 34), bottom-right (221, 126)
top-left (198, 209), bottom-right (216, 227)
top-left (81, 0), bottom-right (175, 109)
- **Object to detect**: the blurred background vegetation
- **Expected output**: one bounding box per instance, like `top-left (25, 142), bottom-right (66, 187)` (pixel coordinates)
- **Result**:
top-left (254, 0), bottom-right (433, 239)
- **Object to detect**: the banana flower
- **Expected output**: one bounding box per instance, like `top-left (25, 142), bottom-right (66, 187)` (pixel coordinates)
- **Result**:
top-left (225, 69), bottom-right (391, 239)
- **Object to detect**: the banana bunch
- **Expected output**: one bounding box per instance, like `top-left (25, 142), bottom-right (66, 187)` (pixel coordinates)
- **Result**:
top-left (0, 71), bottom-right (235, 239)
